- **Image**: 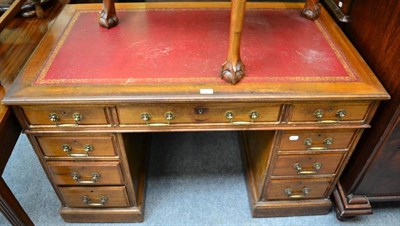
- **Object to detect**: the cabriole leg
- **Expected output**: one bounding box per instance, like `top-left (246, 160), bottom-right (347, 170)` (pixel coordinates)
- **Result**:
top-left (99, 0), bottom-right (118, 29)
top-left (302, 0), bottom-right (320, 20)
top-left (221, 0), bottom-right (246, 85)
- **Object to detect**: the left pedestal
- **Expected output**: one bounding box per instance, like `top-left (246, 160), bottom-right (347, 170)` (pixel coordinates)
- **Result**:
top-left (24, 122), bottom-right (148, 223)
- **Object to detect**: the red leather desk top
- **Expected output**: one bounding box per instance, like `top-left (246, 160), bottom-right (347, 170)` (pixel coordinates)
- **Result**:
top-left (33, 8), bottom-right (357, 86)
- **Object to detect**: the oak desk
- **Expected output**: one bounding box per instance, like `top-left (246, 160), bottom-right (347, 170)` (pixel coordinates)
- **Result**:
top-left (3, 2), bottom-right (389, 223)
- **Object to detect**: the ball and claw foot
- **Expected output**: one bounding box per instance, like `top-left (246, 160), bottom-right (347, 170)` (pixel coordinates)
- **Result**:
top-left (220, 60), bottom-right (245, 85)
top-left (302, 1), bottom-right (321, 20)
top-left (98, 10), bottom-right (119, 29)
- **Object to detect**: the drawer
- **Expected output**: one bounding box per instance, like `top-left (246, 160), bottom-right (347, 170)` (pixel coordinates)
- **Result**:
top-left (21, 106), bottom-right (109, 126)
top-left (280, 129), bottom-right (356, 151)
top-left (47, 161), bottom-right (124, 185)
top-left (272, 153), bottom-right (345, 176)
top-left (37, 136), bottom-right (117, 157)
top-left (265, 178), bottom-right (332, 200)
top-left (117, 103), bottom-right (281, 125)
top-left (289, 102), bottom-right (371, 123)
top-left (59, 186), bottom-right (129, 208)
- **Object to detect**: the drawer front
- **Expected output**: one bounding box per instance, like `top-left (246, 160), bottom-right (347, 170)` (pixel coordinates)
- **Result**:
top-left (37, 136), bottom-right (117, 157)
top-left (59, 186), bottom-right (130, 208)
top-left (265, 178), bottom-right (332, 200)
top-left (280, 129), bottom-right (356, 151)
top-left (272, 153), bottom-right (345, 176)
top-left (117, 103), bottom-right (281, 125)
top-left (22, 106), bottom-right (109, 126)
top-left (289, 102), bottom-right (371, 123)
top-left (48, 161), bottom-right (124, 185)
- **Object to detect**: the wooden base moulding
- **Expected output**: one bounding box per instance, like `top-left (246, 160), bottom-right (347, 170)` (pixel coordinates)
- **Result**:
top-left (60, 207), bottom-right (144, 223)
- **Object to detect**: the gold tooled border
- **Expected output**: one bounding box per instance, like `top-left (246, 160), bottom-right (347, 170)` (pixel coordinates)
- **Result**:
top-left (35, 10), bottom-right (82, 84)
top-left (34, 8), bottom-right (359, 86)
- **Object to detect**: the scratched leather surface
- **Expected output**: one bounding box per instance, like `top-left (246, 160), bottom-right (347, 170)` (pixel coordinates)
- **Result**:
top-left (34, 9), bottom-right (356, 85)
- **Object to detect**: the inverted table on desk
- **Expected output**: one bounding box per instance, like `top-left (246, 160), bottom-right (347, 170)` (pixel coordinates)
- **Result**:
top-left (3, 2), bottom-right (389, 223)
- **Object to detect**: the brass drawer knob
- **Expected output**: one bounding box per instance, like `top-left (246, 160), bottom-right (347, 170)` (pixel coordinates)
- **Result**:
top-left (82, 195), bottom-right (108, 206)
top-left (285, 187), bottom-right (310, 198)
top-left (336, 109), bottom-right (346, 118)
top-left (249, 111), bottom-right (259, 120)
top-left (304, 138), bottom-right (313, 146)
top-left (304, 138), bottom-right (331, 151)
top-left (293, 162), bottom-right (322, 174)
top-left (49, 113), bottom-right (60, 123)
top-left (313, 162), bottom-right (322, 170)
top-left (140, 112), bottom-right (151, 122)
top-left (72, 172), bottom-right (100, 184)
top-left (141, 112), bottom-right (174, 126)
top-left (225, 111), bottom-right (259, 125)
top-left (62, 144), bottom-right (72, 153)
top-left (313, 109), bottom-right (324, 119)
top-left (72, 113), bottom-right (83, 124)
top-left (84, 144), bottom-right (94, 152)
top-left (324, 138), bottom-right (333, 146)
top-left (225, 111), bottom-right (234, 121)
top-left (164, 112), bottom-right (175, 121)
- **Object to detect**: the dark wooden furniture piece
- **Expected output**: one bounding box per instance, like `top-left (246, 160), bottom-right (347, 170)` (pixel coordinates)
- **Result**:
top-left (0, 1), bottom-right (36, 225)
top-left (0, 0), bottom-right (27, 31)
top-left (99, 0), bottom-right (321, 85)
top-left (0, 0), bottom-right (68, 224)
top-left (3, 2), bottom-right (389, 223)
top-left (0, 86), bottom-right (33, 226)
top-left (326, 0), bottom-right (400, 220)
top-left (0, 0), bottom-right (46, 32)
top-left (324, 0), bottom-right (352, 22)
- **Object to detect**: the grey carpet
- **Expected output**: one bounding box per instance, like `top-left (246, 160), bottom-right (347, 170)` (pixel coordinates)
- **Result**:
top-left (1, 132), bottom-right (399, 225)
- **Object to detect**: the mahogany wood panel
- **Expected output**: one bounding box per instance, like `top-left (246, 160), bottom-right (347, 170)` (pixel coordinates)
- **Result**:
top-left (331, 0), bottom-right (400, 220)
top-left (22, 105), bottom-right (110, 126)
top-left (251, 199), bottom-right (332, 217)
top-left (36, 135), bottom-right (117, 157)
top-left (241, 131), bottom-right (277, 199)
top-left (265, 178), bottom-right (332, 200)
top-left (0, 179), bottom-right (33, 226)
top-left (0, 89), bottom-right (32, 226)
top-left (47, 161), bottom-right (124, 185)
top-left (355, 120), bottom-right (400, 196)
top-left (60, 207), bottom-right (143, 223)
top-left (0, 0), bottom-right (27, 32)
top-left (272, 153), bottom-right (345, 177)
top-left (0, 90), bottom-right (20, 174)
top-left (59, 186), bottom-right (129, 207)
top-left (0, 0), bottom-right (69, 91)
top-left (280, 129), bottom-right (356, 151)
top-left (289, 101), bottom-right (371, 123)
top-left (117, 103), bottom-right (281, 125)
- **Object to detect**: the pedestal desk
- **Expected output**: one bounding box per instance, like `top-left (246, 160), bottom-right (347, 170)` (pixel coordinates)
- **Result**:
top-left (3, 2), bottom-right (389, 223)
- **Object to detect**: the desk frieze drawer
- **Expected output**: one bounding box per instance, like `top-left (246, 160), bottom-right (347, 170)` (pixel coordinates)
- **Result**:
top-left (47, 161), bottom-right (124, 185)
top-left (272, 153), bottom-right (345, 177)
top-left (265, 178), bottom-right (332, 200)
top-left (21, 106), bottom-right (110, 126)
top-left (280, 129), bottom-right (356, 152)
top-left (289, 102), bottom-right (371, 123)
top-left (117, 103), bottom-right (281, 125)
top-left (59, 186), bottom-right (130, 208)
top-left (36, 135), bottom-right (117, 158)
